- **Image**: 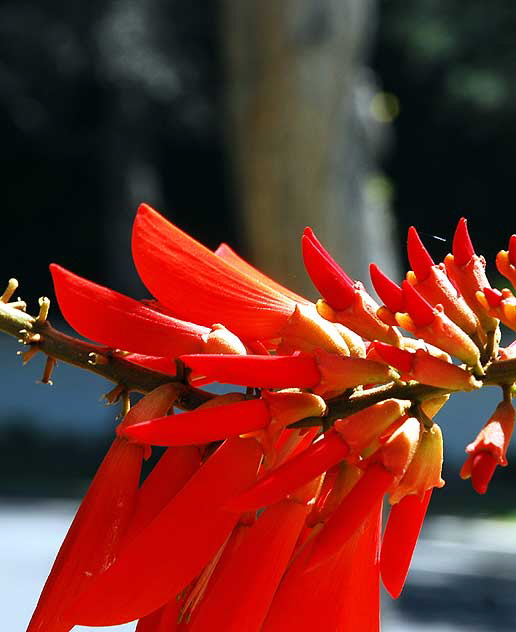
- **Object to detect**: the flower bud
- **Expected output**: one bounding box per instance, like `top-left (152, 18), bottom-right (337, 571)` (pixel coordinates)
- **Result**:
top-left (389, 423), bottom-right (445, 504)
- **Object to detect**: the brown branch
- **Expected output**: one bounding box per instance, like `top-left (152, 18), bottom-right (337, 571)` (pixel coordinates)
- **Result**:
top-left (1, 293), bottom-right (516, 424)
top-left (0, 299), bottom-right (212, 410)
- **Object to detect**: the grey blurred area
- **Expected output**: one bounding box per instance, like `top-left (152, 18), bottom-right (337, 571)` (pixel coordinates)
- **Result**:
top-left (3, 0), bottom-right (516, 629)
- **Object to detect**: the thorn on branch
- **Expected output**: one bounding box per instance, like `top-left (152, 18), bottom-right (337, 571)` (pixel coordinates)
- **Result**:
top-left (18, 346), bottom-right (40, 365)
top-left (104, 383), bottom-right (126, 405)
top-left (38, 356), bottom-right (56, 385)
top-left (1, 278), bottom-right (18, 303)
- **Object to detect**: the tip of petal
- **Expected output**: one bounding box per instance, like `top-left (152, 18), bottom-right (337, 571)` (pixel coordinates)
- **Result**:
top-left (407, 226), bottom-right (435, 281)
top-left (452, 218), bottom-right (475, 266)
top-left (369, 264), bottom-right (404, 313)
top-left (401, 280), bottom-right (435, 328)
top-left (302, 232), bottom-right (355, 310)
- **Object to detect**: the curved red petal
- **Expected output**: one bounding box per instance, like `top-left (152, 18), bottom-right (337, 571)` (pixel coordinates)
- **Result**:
top-left (187, 499), bottom-right (309, 631)
top-left (263, 502), bottom-right (382, 632)
top-left (302, 230), bottom-right (355, 310)
top-left (307, 464), bottom-right (393, 570)
top-left (509, 235), bottom-right (516, 267)
top-left (407, 226), bottom-right (435, 281)
top-left (380, 489), bottom-right (432, 598)
top-left (181, 354), bottom-right (321, 389)
top-left (122, 399), bottom-right (271, 446)
top-left (27, 438), bottom-right (143, 632)
top-left (373, 342), bottom-right (414, 373)
top-left (50, 264), bottom-right (208, 357)
top-left (401, 280), bottom-right (435, 327)
top-left (128, 446), bottom-right (201, 537)
top-left (215, 242), bottom-right (309, 305)
top-left (227, 431), bottom-right (349, 512)
top-left (132, 204), bottom-right (293, 339)
top-left (369, 263), bottom-right (404, 313)
top-left (471, 451), bottom-right (498, 494)
top-left (65, 437), bottom-right (263, 626)
top-left (452, 218), bottom-right (475, 266)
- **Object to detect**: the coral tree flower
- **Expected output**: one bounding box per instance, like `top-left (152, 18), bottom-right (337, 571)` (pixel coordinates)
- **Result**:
top-left (31, 209), bottom-right (516, 631)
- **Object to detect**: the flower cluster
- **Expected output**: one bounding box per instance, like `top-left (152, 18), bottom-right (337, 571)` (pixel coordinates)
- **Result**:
top-left (26, 205), bottom-right (516, 631)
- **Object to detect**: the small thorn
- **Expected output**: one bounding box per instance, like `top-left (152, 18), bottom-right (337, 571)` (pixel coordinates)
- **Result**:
top-left (369, 264), bottom-right (404, 313)
top-left (88, 352), bottom-right (109, 366)
top-left (20, 346), bottom-right (40, 365)
top-left (452, 218), bottom-right (475, 266)
top-left (509, 235), bottom-right (516, 267)
top-left (483, 287), bottom-right (503, 308)
top-left (407, 226), bottom-right (435, 281)
top-left (104, 383), bottom-right (125, 405)
top-left (1, 278), bottom-right (19, 303)
top-left (39, 356), bottom-right (56, 385)
top-left (37, 297), bottom-right (50, 322)
top-left (401, 281), bottom-right (435, 328)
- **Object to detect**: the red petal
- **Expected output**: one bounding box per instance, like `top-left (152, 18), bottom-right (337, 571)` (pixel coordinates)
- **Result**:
top-left (302, 228), bottom-right (355, 310)
top-left (128, 446), bottom-right (201, 536)
top-left (263, 502), bottom-right (382, 631)
top-left (373, 342), bottom-right (414, 373)
top-left (186, 499), bottom-right (309, 631)
top-left (483, 286), bottom-right (503, 308)
top-left (401, 280), bottom-right (435, 327)
top-left (380, 489), bottom-right (432, 598)
top-left (122, 399), bottom-right (271, 446)
top-left (307, 464), bottom-right (393, 569)
top-left (65, 437), bottom-right (263, 626)
top-left (452, 217), bottom-right (475, 266)
top-left (136, 599), bottom-right (182, 632)
top-left (407, 226), bottom-right (435, 281)
top-left (50, 264), bottom-right (208, 357)
top-left (181, 354), bottom-right (321, 389)
top-left (132, 204), bottom-right (293, 339)
top-left (471, 451), bottom-right (498, 494)
top-left (369, 263), bottom-right (404, 313)
top-left (27, 438), bottom-right (143, 632)
top-left (215, 242), bottom-right (309, 305)
top-left (227, 431), bottom-right (349, 512)
top-left (509, 235), bottom-right (516, 267)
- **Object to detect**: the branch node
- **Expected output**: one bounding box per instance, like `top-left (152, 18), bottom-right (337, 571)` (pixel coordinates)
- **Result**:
top-left (104, 383), bottom-right (125, 405)
top-left (88, 352), bottom-right (109, 366)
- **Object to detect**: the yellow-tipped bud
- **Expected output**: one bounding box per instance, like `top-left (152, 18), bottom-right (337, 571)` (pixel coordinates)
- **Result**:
top-left (202, 324), bottom-right (247, 354)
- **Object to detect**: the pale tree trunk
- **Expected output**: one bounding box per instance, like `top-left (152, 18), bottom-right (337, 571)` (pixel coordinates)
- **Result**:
top-left (222, 0), bottom-right (400, 298)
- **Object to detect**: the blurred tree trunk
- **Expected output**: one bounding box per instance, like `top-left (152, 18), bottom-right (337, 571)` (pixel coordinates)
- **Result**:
top-left (222, 0), bottom-right (400, 298)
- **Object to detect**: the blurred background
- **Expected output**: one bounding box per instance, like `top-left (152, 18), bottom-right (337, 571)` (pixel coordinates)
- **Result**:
top-left (1, 0), bottom-right (516, 629)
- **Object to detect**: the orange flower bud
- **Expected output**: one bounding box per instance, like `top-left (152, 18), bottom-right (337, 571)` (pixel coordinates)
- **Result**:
top-left (334, 399), bottom-right (411, 460)
top-left (313, 349), bottom-right (398, 399)
top-left (375, 416), bottom-right (421, 483)
top-left (201, 323), bottom-right (247, 354)
top-left (389, 423), bottom-right (445, 504)
top-left (277, 303), bottom-right (350, 356)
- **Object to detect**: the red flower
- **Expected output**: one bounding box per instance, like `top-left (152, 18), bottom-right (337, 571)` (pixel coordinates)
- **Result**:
top-left (29, 208), bottom-right (516, 631)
